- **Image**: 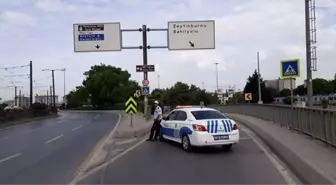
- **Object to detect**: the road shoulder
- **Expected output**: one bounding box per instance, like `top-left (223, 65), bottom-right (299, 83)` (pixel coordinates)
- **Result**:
top-left (226, 113), bottom-right (335, 184)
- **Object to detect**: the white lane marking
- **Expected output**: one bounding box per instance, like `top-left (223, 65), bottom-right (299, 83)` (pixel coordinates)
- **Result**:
top-left (27, 128), bottom-right (41, 133)
top-left (70, 113), bottom-right (122, 184)
top-left (115, 138), bottom-right (138, 145)
top-left (240, 125), bottom-right (299, 184)
top-left (0, 153), bottom-right (22, 164)
top-left (87, 120), bottom-right (92, 124)
top-left (72, 125), bottom-right (83, 131)
top-left (45, 135), bottom-right (63, 144)
top-left (93, 114), bottom-right (100, 120)
top-left (57, 120), bottom-right (63, 123)
top-left (70, 137), bottom-right (147, 185)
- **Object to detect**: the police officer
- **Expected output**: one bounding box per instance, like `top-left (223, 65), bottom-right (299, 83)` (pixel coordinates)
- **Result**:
top-left (147, 100), bottom-right (162, 141)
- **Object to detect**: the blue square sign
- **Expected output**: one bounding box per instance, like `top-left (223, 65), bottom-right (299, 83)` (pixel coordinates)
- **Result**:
top-left (280, 59), bottom-right (300, 79)
top-left (142, 86), bottom-right (150, 95)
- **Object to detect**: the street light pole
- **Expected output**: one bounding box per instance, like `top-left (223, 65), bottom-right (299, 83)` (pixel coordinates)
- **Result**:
top-left (157, 75), bottom-right (160, 89)
top-left (257, 52), bottom-right (263, 104)
top-left (42, 68), bottom-right (66, 110)
top-left (214, 62), bottom-right (219, 93)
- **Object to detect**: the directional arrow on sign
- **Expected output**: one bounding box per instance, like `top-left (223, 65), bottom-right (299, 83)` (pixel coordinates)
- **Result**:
top-left (247, 94), bottom-right (251, 100)
top-left (189, 41), bottom-right (194, 47)
top-left (125, 96), bottom-right (137, 114)
top-left (95, 45), bottom-right (100, 49)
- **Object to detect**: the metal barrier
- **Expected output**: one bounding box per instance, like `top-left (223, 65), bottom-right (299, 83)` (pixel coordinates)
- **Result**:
top-left (209, 104), bottom-right (336, 147)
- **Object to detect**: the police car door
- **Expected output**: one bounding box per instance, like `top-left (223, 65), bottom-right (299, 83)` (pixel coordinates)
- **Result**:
top-left (172, 110), bottom-right (188, 143)
top-left (161, 110), bottom-right (178, 140)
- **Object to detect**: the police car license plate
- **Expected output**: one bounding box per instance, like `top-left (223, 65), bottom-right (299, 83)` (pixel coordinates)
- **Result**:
top-left (213, 135), bottom-right (229, 140)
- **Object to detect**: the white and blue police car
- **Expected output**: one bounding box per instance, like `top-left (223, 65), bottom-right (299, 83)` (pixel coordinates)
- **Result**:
top-left (160, 106), bottom-right (239, 152)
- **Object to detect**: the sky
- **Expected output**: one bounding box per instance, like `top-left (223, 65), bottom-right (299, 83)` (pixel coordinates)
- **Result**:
top-left (0, 0), bottom-right (336, 102)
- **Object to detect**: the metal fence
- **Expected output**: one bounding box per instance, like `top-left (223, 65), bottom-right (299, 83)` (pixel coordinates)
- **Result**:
top-left (209, 104), bottom-right (336, 147)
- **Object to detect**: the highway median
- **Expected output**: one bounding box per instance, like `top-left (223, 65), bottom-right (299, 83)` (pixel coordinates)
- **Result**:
top-left (72, 111), bottom-right (152, 183)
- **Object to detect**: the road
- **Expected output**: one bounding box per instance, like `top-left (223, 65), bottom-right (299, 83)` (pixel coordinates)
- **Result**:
top-left (0, 111), bottom-right (119, 184)
top-left (78, 126), bottom-right (296, 184)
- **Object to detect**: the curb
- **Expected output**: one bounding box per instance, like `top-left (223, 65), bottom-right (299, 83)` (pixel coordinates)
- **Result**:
top-left (228, 114), bottom-right (332, 185)
top-left (73, 113), bottom-right (152, 179)
top-left (114, 125), bottom-right (152, 139)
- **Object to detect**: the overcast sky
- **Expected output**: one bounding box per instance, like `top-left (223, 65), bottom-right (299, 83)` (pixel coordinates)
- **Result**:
top-left (0, 0), bottom-right (335, 101)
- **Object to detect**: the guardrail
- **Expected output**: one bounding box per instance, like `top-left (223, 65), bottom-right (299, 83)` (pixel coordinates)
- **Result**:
top-left (209, 104), bottom-right (336, 147)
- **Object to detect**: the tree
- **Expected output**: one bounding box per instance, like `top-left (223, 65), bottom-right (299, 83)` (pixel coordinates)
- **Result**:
top-left (294, 85), bottom-right (306, 96)
top-left (66, 64), bottom-right (140, 109)
top-left (279, 89), bottom-right (291, 97)
top-left (82, 64), bottom-right (140, 108)
top-left (66, 86), bottom-right (89, 108)
top-left (312, 78), bottom-right (333, 95)
top-left (262, 87), bottom-right (278, 103)
top-left (243, 70), bottom-right (279, 103)
top-left (149, 82), bottom-right (217, 108)
top-left (243, 70), bottom-right (260, 103)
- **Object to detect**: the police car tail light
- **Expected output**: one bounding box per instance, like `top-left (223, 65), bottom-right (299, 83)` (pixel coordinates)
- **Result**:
top-left (192, 124), bottom-right (207, 132)
top-left (232, 123), bottom-right (238, 130)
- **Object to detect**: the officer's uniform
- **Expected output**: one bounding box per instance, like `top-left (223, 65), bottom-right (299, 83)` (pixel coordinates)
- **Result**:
top-left (148, 103), bottom-right (162, 141)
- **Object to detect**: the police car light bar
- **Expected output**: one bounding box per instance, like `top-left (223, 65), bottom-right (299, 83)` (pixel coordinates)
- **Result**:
top-left (175, 105), bottom-right (193, 109)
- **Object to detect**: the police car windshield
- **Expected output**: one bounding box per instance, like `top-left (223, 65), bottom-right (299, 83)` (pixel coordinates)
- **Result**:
top-left (191, 110), bottom-right (227, 120)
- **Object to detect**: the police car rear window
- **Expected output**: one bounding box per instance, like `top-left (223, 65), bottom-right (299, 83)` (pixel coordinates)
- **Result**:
top-left (191, 110), bottom-right (227, 120)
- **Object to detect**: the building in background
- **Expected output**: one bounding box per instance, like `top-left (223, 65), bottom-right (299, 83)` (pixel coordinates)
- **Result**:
top-left (265, 78), bottom-right (296, 91)
top-left (35, 95), bottom-right (58, 105)
top-left (16, 96), bottom-right (31, 108)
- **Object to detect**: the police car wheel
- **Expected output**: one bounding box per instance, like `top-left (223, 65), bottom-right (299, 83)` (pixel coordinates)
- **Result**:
top-left (221, 144), bottom-right (232, 150)
top-left (182, 135), bottom-right (192, 152)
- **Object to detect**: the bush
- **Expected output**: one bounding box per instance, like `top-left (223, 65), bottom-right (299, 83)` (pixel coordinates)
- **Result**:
top-left (321, 99), bottom-right (329, 109)
top-left (31, 102), bottom-right (49, 116)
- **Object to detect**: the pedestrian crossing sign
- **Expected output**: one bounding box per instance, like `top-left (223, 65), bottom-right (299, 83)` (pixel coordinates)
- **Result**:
top-left (280, 59), bottom-right (300, 79)
top-left (141, 86), bottom-right (150, 95)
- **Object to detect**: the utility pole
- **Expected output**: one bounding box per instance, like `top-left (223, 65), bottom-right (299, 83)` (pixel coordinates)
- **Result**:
top-left (7, 85), bottom-right (23, 106)
top-left (214, 62), bottom-right (219, 93)
top-left (19, 90), bottom-right (21, 107)
top-left (50, 86), bottom-right (53, 107)
top-left (305, 0), bottom-right (313, 107)
top-left (47, 90), bottom-right (49, 106)
top-left (305, 0), bottom-right (317, 107)
top-left (142, 25), bottom-right (149, 116)
top-left (52, 70), bottom-right (56, 108)
top-left (257, 52), bottom-right (263, 104)
top-left (14, 86), bottom-right (17, 106)
top-left (42, 68), bottom-right (66, 109)
top-left (157, 75), bottom-right (160, 89)
top-left (63, 69), bottom-right (66, 110)
top-left (29, 61), bottom-right (33, 107)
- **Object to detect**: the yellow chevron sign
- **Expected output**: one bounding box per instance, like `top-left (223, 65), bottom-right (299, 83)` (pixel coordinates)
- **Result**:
top-left (125, 96), bottom-right (137, 114)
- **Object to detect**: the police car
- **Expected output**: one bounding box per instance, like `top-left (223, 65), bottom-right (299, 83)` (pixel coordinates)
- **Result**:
top-left (160, 105), bottom-right (239, 152)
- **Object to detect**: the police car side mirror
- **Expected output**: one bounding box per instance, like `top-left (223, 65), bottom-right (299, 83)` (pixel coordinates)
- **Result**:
top-left (162, 116), bottom-right (168, 120)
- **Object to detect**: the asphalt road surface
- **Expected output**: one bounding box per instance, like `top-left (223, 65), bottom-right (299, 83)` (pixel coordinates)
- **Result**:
top-left (78, 128), bottom-right (293, 184)
top-left (0, 111), bottom-right (119, 184)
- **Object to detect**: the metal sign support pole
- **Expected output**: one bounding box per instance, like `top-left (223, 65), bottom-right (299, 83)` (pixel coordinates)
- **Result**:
top-left (121, 26), bottom-right (168, 117)
top-left (290, 77), bottom-right (294, 109)
top-left (142, 25), bottom-right (149, 117)
top-left (130, 114), bottom-right (133, 127)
